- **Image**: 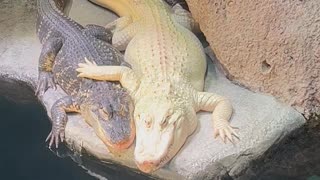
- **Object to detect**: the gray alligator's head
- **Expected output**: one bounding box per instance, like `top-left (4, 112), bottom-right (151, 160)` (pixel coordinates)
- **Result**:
top-left (133, 95), bottom-right (197, 172)
top-left (81, 84), bottom-right (135, 151)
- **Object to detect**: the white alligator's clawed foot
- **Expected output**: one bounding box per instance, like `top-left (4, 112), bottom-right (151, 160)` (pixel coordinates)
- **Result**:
top-left (76, 58), bottom-right (98, 78)
top-left (213, 120), bottom-right (239, 144)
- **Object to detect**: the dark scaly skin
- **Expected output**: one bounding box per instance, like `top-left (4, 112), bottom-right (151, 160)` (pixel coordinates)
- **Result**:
top-left (35, 0), bottom-right (135, 150)
top-left (164, 0), bottom-right (189, 10)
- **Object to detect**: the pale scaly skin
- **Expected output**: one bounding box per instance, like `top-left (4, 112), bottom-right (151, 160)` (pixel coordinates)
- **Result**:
top-left (88, 0), bottom-right (199, 51)
top-left (77, 0), bottom-right (238, 173)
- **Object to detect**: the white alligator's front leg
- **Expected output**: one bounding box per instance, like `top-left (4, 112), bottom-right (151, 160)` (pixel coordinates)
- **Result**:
top-left (76, 58), bottom-right (140, 94)
top-left (196, 92), bottom-right (238, 143)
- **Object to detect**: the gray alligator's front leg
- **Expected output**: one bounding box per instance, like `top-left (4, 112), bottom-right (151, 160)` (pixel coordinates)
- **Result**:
top-left (35, 37), bottom-right (63, 96)
top-left (47, 96), bottom-right (79, 148)
top-left (83, 24), bottom-right (113, 43)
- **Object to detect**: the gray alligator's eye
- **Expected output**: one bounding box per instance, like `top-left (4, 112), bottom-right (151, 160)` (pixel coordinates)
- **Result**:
top-left (120, 104), bottom-right (128, 113)
top-left (99, 107), bottom-right (112, 120)
top-left (119, 103), bottom-right (130, 117)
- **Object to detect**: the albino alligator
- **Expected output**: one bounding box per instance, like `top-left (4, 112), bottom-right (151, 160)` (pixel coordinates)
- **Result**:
top-left (77, 0), bottom-right (238, 173)
top-left (35, 0), bottom-right (135, 150)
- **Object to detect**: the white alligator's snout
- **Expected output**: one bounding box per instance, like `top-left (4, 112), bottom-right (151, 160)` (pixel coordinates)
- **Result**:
top-left (134, 125), bottom-right (174, 165)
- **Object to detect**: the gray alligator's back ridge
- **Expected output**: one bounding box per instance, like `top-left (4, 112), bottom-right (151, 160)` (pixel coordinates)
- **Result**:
top-left (36, 0), bottom-right (124, 97)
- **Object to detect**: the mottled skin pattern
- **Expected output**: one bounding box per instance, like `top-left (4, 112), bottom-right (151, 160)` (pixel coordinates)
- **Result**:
top-left (35, 0), bottom-right (135, 150)
top-left (77, 0), bottom-right (238, 173)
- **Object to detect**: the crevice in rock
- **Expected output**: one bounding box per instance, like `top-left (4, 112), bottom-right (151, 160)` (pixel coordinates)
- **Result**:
top-left (261, 60), bottom-right (271, 74)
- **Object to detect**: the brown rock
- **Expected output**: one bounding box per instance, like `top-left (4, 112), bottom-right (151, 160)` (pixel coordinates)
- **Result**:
top-left (186, 0), bottom-right (320, 117)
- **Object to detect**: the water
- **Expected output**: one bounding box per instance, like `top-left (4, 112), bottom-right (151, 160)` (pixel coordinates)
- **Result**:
top-left (0, 96), bottom-right (97, 180)
top-left (0, 80), bottom-right (152, 180)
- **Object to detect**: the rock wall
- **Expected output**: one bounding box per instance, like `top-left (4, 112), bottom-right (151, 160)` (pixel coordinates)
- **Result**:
top-left (186, 0), bottom-right (320, 118)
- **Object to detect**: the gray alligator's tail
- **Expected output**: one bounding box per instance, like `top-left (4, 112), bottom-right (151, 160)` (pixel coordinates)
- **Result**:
top-left (54, 0), bottom-right (73, 15)
top-left (36, 0), bottom-right (81, 43)
top-left (37, 0), bottom-right (68, 18)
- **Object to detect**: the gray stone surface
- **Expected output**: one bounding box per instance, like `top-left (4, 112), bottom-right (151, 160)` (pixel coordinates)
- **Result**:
top-left (0, 0), bottom-right (306, 179)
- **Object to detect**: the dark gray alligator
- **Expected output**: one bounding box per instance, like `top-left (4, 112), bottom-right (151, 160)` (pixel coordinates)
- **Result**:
top-left (35, 0), bottom-right (135, 150)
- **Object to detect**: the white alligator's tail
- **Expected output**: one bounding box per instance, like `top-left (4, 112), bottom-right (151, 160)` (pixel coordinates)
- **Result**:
top-left (88, 0), bottom-right (140, 20)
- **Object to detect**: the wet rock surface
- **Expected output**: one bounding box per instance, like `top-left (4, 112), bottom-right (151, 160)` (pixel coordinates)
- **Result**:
top-left (0, 0), bottom-right (306, 179)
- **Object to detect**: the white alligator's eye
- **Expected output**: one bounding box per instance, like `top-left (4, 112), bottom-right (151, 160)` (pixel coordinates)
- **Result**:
top-left (160, 113), bottom-right (172, 128)
top-left (160, 118), bottom-right (168, 128)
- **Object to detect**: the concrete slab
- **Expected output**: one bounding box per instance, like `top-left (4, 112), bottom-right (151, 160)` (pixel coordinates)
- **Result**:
top-left (0, 0), bottom-right (306, 179)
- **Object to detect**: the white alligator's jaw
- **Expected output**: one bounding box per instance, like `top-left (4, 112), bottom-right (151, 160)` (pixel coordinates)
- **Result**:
top-left (134, 125), bottom-right (174, 172)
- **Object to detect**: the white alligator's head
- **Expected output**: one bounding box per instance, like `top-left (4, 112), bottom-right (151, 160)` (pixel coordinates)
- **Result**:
top-left (133, 95), bottom-right (197, 173)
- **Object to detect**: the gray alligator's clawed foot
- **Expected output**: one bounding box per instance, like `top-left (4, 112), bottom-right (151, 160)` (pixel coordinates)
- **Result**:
top-left (46, 127), bottom-right (65, 149)
top-left (35, 72), bottom-right (56, 96)
top-left (47, 96), bottom-right (72, 149)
